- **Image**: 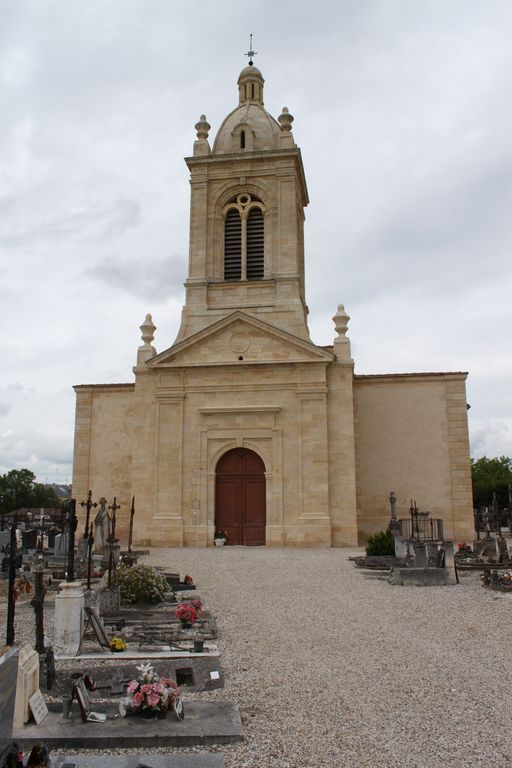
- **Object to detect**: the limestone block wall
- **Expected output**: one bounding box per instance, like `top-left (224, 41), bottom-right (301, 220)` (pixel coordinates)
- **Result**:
top-left (353, 372), bottom-right (474, 543)
top-left (72, 384), bottom-right (135, 538)
top-left (326, 362), bottom-right (358, 547)
top-left (177, 151), bottom-right (310, 343)
top-left (143, 359), bottom-right (332, 548)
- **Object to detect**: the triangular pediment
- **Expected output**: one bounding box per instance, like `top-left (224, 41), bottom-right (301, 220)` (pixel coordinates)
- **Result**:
top-left (147, 312), bottom-right (333, 368)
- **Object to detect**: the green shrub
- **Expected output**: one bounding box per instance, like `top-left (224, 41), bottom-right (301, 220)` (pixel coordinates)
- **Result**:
top-left (113, 564), bottom-right (169, 605)
top-left (365, 529), bottom-right (395, 557)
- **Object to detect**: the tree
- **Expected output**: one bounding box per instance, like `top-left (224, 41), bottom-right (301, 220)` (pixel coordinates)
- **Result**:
top-left (471, 456), bottom-right (512, 509)
top-left (0, 468), bottom-right (62, 516)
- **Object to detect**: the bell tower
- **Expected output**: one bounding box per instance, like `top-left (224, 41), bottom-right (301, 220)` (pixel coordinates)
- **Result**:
top-left (175, 59), bottom-right (312, 342)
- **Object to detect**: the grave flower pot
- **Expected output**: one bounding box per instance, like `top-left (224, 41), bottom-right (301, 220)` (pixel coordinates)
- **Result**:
top-left (138, 707), bottom-right (167, 719)
top-left (214, 538), bottom-right (226, 547)
top-left (139, 707), bottom-right (157, 719)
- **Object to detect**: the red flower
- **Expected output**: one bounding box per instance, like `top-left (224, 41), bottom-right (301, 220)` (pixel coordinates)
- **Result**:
top-left (175, 604), bottom-right (197, 625)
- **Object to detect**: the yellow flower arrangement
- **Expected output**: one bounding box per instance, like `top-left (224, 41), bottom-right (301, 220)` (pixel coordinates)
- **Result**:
top-left (110, 636), bottom-right (127, 652)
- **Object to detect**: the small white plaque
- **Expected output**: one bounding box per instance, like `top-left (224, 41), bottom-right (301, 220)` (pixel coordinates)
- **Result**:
top-left (29, 689), bottom-right (49, 724)
top-left (87, 711), bottom-right (107, 722)
top-left (210, 670), bottom-right (220, 680)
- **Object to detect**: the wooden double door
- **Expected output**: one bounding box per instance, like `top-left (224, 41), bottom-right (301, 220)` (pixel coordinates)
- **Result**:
top-left (215, 448), bottom-right (266, 545)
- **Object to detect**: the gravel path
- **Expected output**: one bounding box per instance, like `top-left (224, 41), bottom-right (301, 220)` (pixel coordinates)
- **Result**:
top-left (8, 547), bottom-right (512, 767)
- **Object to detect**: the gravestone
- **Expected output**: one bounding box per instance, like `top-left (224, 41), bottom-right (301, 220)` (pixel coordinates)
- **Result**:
top-left (497, 535), bottom-right (509, 563)
top-left (412, 541), bottom-right (427, 567)
top-left (0, 529), bottom-right (10, 552)
top-left (100, 588), bottom-right (121, 617)
top-left (22, 529), bottom-right (38, 550)
top-left (482, 536), bottom-right (497, 557)
top-left (13, 644), bottom-right (41, 728)
top-left (0, 648), bottom-right (19, 766)
top-left (53, 533), bottom-right (69, 561)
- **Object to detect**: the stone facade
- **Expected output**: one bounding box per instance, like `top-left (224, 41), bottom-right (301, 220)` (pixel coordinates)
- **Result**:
top-left (72, 62), bottom-right (474, 547)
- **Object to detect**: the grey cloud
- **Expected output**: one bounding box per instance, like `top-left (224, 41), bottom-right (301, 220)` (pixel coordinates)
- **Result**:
top-left (0, 383), bottom-right (23, 418)
top-left (0, 424), bottom-right (73, 478)
top-left (84, 254), bottom-right (186, 301)
top-left (470, 421), bottom-right (511, 458)
top-left (0, 198), bottom-right (141, 248)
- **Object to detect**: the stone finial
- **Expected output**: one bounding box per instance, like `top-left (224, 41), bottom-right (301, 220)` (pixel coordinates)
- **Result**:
top-left (333, 304), bottom-right (350, 336)
top-left (140, 313), bottom-right (156, 346)
top-left (278, 107), bottom-right (294, 132)
top-left (195, 115), bottom-right (211, 140)
top-left (137, 313), bottom-right (156, 366)
top-left (332, 304), bottom-right (352, 362)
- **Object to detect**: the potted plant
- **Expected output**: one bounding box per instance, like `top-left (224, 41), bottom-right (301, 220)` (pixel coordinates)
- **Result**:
top-left (175, 603), bottom-right (197, 628)
top-left (214, 530), bottom-right (227, 546)
top-left (110, 636), bottom-right (127, 653)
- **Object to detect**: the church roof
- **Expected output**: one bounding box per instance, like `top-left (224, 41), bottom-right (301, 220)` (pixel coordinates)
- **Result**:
top-left (354, 371), bottom-right (468, 379)
top-left (238, 64), bottom-right (263, 81)
top-left (212, 102), bottom-right (280, 154)
top-left (212, 62), bottom-right (281, 154)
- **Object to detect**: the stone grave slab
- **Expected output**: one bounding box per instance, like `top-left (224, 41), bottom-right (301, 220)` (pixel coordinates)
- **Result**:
top-left (53, 754), bottom-right (225, 768)
top-left (57, 640), bottom-right (219, 661)
top-left (15, 701), bottom-right (243, 749)
top-left (389, 567), bottom-right (452, 586)
top-left (103, 600), bottom-right (217, 643)
top-left (53, 657), bottom-right (224, 695)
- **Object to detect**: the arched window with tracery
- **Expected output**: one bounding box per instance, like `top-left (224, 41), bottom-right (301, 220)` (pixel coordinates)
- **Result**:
top-left (223, 194), bottom-right (264, 281)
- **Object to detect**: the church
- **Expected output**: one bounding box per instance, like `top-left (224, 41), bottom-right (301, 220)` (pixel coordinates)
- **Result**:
top-left (72, 60), bottom-right (474, 547)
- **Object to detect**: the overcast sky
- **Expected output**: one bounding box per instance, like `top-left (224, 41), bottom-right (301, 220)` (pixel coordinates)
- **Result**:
top-left (1, 0), bottom-right (511, 483)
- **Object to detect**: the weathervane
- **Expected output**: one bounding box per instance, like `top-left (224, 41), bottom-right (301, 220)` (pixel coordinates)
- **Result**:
top-left (245, 34), bottom-right (257, 65)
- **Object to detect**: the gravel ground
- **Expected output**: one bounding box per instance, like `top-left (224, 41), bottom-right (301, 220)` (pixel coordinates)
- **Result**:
top-left (6, 547), bottom-right (512, 768)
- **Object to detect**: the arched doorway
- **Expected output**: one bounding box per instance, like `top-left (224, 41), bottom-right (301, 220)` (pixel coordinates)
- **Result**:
top-left (215, 448), bottom-right (266, 545)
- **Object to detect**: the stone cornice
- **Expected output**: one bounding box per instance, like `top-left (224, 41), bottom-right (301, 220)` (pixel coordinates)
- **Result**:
top-left (185, 147), bottom-right (309, 206)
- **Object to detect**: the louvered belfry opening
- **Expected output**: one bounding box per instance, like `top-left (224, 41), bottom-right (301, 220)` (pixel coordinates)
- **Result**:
top-left (224, 209), bottom-right (242, 280)
top-left (246, 208), bottom-right (264, 279)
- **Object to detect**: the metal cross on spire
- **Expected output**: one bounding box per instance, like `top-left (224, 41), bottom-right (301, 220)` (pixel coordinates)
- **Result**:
top-left (245, 34), bottom-right (257, 65)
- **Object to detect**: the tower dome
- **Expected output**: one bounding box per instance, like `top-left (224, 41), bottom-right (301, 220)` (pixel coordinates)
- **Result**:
top-left (212, 64), bottom-right (281, 155)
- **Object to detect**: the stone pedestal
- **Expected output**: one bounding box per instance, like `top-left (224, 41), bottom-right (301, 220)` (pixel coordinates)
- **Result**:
top-left (54, 581), bottom-right (85, 657)
top-left (392, 532), bottom-right (407, 559)
top-left (443, 542), bottom-right (457, 585)
top-left (13, 645), bottom-right (40, 728)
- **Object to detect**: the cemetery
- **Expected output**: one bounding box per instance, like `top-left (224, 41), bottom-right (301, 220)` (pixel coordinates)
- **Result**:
top-left (350, 490), bottom-right (512, 589)
top-left (2, 487), bottom-right (512, 767)
top-left (1, 494), bottom-right (243, 768)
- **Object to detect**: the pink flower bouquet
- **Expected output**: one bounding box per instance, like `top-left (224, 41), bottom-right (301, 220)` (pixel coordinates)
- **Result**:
top-left (120, 662), bottom-right (181, 716)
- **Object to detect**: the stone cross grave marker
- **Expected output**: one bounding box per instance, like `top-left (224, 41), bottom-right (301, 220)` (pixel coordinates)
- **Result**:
top-left (93, 498), bottom-right (110, 557)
